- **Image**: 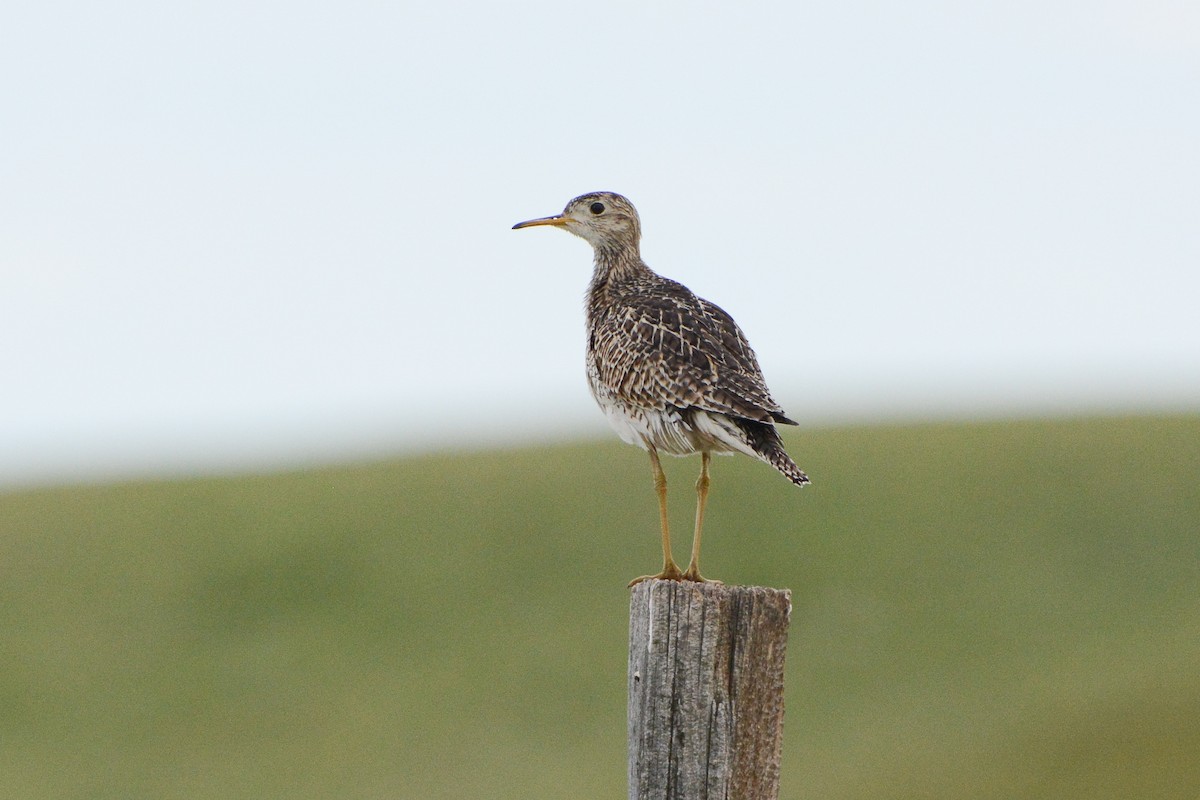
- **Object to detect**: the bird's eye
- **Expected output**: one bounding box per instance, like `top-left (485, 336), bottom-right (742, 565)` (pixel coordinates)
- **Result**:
top-left (589, 202), bottom-right (605, 215)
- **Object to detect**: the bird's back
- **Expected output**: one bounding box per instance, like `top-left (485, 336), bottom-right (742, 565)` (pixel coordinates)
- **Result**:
top-left (586, 267), bottom-right (794, 454)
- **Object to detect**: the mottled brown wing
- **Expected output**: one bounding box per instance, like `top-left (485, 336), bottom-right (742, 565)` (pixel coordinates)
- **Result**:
top-left (695, 296), bottom-right (795, 423)
top-left (591, 274), bottom-right (789, 423)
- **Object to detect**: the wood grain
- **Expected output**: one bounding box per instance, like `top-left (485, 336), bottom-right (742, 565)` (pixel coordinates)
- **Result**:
top-left (628, 580), bottom-right (791, 800)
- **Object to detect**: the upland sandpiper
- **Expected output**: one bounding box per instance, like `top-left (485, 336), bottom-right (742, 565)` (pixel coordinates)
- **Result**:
top-left (513, 191), bottom-right (809, 584)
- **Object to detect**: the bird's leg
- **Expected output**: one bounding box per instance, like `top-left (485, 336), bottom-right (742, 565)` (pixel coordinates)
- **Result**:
top-left (629, 446), bottom-right (684, 586)
top-left (682, 451), bottom-right (717, 583)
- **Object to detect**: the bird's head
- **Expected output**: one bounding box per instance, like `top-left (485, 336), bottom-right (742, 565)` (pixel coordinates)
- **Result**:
top-left (513, 191), bottom-right (642, 253)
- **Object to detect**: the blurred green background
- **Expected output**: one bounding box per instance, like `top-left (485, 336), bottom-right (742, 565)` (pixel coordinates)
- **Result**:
top-left (2, 415), bottom-right (1198, 799)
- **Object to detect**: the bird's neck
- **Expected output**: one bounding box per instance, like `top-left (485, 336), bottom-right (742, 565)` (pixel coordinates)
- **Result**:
top-left (587, 244), bottom-right (648, 314)
top-left (590, 242), bottom-right (646, 284)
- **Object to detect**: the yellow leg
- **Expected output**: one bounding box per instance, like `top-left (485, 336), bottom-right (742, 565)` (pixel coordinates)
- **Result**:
top-left (683, 451), bottom-right (718, 583)
top-left (629, 446), bottom-right (684, 586)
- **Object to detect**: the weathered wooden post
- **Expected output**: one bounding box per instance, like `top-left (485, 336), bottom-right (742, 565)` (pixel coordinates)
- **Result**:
top-left (628, 580), bottom-right (792, 800)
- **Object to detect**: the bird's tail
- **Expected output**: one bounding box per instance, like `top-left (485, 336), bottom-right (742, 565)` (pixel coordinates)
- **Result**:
top-left (739, 418), bottom-right (810, 487)
top-left (766, 446), bottom-right (810, 487)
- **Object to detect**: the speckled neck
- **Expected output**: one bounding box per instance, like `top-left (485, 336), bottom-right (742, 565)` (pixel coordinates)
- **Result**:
top-left (587, 243), bottom-right (649, 314)
top-left (593, 240), bottom-right (647, 281)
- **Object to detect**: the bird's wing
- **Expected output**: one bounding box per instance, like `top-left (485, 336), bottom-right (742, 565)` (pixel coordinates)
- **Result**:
top-left (694, 296), bottom-right (796, 424)
top-left (592, 277), bottom-right (791, 423)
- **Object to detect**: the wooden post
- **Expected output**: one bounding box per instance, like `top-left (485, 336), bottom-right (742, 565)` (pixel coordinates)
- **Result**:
top-left (628, 580), bottom-right (792, 800)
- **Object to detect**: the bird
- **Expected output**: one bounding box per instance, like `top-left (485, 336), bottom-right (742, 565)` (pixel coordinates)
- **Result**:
top-left (513, 191), bottom-right (808, 584)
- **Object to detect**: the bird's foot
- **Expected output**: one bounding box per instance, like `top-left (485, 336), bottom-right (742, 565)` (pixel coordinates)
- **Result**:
top-left (681, 565), bottom-right (722, 584)
top-left (628, 561), bottom-right (685, 587)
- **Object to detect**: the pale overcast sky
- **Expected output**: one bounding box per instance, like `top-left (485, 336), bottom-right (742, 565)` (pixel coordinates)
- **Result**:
top-left (3, 0), bottom-right (1198, 485)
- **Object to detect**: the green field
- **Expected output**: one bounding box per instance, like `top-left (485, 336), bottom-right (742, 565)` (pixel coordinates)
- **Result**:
top-left (1, 415), bottom-right (1198, 799)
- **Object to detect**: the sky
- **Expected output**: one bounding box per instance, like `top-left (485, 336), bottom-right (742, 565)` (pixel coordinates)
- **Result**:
top-left (2, 0), bottom-right (1198, 486)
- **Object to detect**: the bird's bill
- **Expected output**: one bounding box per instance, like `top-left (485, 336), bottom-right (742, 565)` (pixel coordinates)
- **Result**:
top-left (512, 214), bottom-right (567, 230)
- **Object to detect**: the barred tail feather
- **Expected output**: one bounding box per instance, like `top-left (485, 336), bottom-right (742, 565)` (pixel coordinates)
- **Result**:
top-left (688, 410), bottom-right (810, 487)
top-left (736, 417), bottom-right (810, 488)
top-left (765, 446), bottom-right (810, 487)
